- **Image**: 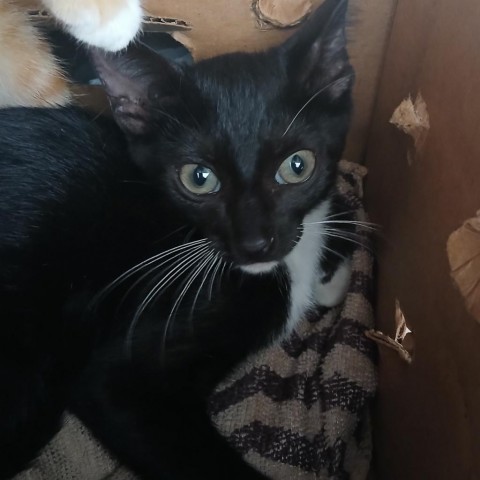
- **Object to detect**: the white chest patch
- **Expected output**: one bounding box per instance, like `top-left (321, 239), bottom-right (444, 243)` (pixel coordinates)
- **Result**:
top-left (282, 199), bottom-right (352, 337)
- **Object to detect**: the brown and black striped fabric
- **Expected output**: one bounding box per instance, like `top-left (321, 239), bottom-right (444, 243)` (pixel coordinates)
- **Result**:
top-left (14, 160), bottom-right (377, 480)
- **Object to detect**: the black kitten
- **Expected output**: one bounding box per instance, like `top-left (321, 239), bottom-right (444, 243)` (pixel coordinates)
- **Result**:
top-left (0, 0), bottom-right (356, 479)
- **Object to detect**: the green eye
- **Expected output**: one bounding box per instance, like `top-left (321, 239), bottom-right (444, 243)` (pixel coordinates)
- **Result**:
top-left (275, 150), bottom-right (316, 185)
top-left (179, 164), bottom-right (221, 195)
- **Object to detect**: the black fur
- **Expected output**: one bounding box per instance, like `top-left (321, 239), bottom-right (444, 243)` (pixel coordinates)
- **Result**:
top-left (0, 1), bottom-right (355, 478)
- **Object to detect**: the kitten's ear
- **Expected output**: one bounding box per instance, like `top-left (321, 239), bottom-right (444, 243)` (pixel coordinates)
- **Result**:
top-left (90, 44), bottom-right (182, 135)
top-left (282, 0), bottom-right (353, 100)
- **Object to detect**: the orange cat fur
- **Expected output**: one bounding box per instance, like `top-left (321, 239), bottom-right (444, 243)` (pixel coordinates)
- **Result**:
top-left (0, 1), bottom-right (71, 107)
top-left (43, 0), bottom-right (143, 52)
top-left (0, 0), bottom-right (142, 108)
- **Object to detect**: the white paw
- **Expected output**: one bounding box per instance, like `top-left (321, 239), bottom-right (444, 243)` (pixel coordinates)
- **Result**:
top-left (42, 0), bottom-right (143, 51)
top-left (315, 259), bottom-right (352, 308)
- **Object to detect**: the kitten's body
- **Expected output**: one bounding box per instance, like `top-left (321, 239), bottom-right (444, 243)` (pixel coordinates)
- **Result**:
top-left (0, 1), bottom-right (356, 479)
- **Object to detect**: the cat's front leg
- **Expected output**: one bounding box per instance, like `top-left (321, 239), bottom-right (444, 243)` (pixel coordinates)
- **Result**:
top-left (0, 360), bottom-right (65, 479)
top-left (314, 195), bottom-right (356, 308)
top-left (316, 258), bottom-right (352, 308)
top-left (70, 352), bottom-right (269, 480)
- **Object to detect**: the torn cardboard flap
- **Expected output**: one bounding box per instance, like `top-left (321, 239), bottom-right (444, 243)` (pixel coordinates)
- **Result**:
top-left (141, 0), bottom-right (325, 59)
top-left (447, 211), bottom-right (480, 323)
top-left (252, 0), bottom-right (313, 28)
top-left (366, 299), bottom-right (413, 364)
top-left (142, 16), bottom-right (191, 32)
top-left (24, 4), bottom-right (191, 33)
top-left (390, 93), bottom-right (430, 150)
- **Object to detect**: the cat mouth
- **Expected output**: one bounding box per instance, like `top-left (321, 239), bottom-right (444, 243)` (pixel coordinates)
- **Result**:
top-left (239, 261), bottom-right (279, 274)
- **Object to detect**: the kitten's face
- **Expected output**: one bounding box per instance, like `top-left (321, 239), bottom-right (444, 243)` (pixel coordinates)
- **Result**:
top-left (92, 0), bottom-right (353, 272)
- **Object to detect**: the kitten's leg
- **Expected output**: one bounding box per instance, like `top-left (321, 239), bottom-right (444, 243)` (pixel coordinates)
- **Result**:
top-left (71, 355), bottom-right (268, 480)
top-left (0, 289), bottom-right (68, 478)
top-left (41, 0), bottom-right (142, 51)
top-left (315, 196), bottom-right (357, 308)
top-left (0, 361), bottom-right (64, 479)
top-left (316, 258), bottom-right (352, 307)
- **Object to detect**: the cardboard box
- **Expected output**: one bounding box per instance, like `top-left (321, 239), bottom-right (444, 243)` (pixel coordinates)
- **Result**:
top-left (18, 0), bottom-right (480, 478)
top-left (364, 0), bottom-right (480, 478)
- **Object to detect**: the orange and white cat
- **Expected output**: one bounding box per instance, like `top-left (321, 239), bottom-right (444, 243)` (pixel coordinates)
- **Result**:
top-left (42, 0), bottom-right (143, 52)
top-left (0, 0), bottom-right (142, 108)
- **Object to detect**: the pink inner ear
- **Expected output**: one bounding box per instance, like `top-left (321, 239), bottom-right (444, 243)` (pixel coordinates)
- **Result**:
top-left (114, 99), bottom-right (150, 136)
top-left (92, 52), bottom-right (147, 102)
top-left (90, 45), bottom-right (186, 136)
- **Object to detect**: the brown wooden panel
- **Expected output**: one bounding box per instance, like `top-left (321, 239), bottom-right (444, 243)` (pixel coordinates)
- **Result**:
top-left (364, 0), bottom-right (480, 478)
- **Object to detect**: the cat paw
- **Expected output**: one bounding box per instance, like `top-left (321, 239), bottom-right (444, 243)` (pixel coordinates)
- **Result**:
top-left (315, 259), bottom-right (352, 307)
top-left (42, 0), bottom-right (143, 51)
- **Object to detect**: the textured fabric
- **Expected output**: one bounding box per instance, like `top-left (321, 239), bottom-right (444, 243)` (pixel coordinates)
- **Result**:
top-left (13, 160), bottom-right (377, 480)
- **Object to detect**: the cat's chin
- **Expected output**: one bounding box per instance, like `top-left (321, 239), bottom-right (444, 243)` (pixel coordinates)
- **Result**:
top-left (239, 261), bottom-right (279, 275)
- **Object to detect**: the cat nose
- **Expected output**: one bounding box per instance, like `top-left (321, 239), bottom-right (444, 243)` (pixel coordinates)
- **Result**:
top-left (240, 237), bottom-right (273, 255)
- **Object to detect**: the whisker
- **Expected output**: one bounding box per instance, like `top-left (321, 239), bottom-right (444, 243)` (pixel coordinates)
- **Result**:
top-left (125, 242), bottom-right (212, 356)
top-left (116, 242), bottom-right (210, 314)
top-left (323, 209), bottom-right (357, 220)
top-left (161, 249), bottom-right (217, 354)
top-left (274, 268), bottom-right (288, 298)
top-left (320, 243), bottom-right (348, 261)
top-left (321, 226), bottom-right (371, 239)
top-left (282, 74), bottom-right (355, 137)
top-left (208, 255), bottom-right (224, 302)
top-left (227, 261), bottom-right (234, 281)
top-left (96, 238), bottom-right (209, 303)
top-left (183, 228), bottom-right (197, 244)
top-left (320, 220), bottom-right (378, 228)
top-left (187, 252), bottom-right (221, 322)
top-left (152, 225), bottom-right (189, 246)
top-left (301, 221), bottom-right (373, 254)
top-left (291, 237), bottom-right (301, 247)
top-left (321, 231), bottom-right (373, 253)
top-left (293, 226), bottom-right (304, 246)
top-left (298, 219), bottom-right (374, 256)
top-left (194, 252), bottom-right (220, 308)
top-left (314, 226), bottom-right (372, 243)
top-left (217, 260), bottom-right (228, 294)
top-left (135, 245), bottom-right (212, 321)
top-left (303, 220), bottom-right (379, 231)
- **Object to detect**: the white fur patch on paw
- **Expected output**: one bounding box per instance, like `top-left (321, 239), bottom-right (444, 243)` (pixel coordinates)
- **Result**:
top-left (315, 259), bottom-right (352, 308)
top-left (42, 0), bottom-right (143, 51)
